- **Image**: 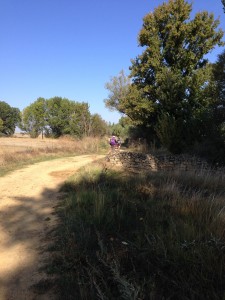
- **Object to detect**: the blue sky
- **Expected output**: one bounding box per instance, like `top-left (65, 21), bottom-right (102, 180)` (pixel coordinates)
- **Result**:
top-left (0, 0), bottom-right (225, 125)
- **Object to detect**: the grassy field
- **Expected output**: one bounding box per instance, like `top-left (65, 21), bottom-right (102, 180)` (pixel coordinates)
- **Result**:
top-left (51, 162), bottom-right (225, 300)
top-left (0, 135), bottom-right (108, 176)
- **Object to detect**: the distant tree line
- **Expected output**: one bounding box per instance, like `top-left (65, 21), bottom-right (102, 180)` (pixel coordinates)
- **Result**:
top-left (104, 0), bottom-right (225, 163)
top-left (0, 97), bottom-right (108, 138)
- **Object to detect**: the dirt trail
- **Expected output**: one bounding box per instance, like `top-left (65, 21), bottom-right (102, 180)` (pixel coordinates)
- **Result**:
top-left (0, 155), bottom-right (104, 300)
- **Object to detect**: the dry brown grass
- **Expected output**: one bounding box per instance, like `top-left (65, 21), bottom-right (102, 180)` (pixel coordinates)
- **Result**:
top-left (0, 135), bottom-right (108, 171)
top-left (55, 162), bottom-right (225, 300)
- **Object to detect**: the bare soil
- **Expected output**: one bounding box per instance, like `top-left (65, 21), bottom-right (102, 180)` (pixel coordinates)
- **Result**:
top-left (0, 154), bottom-right (104, 300)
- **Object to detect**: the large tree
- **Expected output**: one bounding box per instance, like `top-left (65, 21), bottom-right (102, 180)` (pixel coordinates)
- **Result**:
top-left (0, 101), bottom-right (20, 135)
top-left (20, 97), bottom-right (47, 138)
top-left (106, 0), bottom-right (224, 152)
top-left (66, 102), bottom-right (91, 138)
top-left (46, 97), bottom-right (75, 137)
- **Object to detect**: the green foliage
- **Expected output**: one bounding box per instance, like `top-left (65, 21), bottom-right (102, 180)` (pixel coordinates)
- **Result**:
top-left (106, 0), bottom-right (224, 153)
top-left (212, 49), bottom-right (225, 104)
top-left (20, 97), bottom-right (100, 138)
top-left (108, 123), bottom-right (123, 137)
top-left (212, 50), bottom-right (225, 148)
top-left (0, 101), bottom-right (21, 135)
top-left (156, 114), bottom-right (184, 153)
top-left (188, 49), bottom-right (225, 164)
top-left (20, 97), bottom-right (46, 138)
top-left (104, 69), bottom-right (131, 114)
top-left (46, 97), bottom-right (79, 137)
top-left (108, 116), bottom-right (132, 140)
top-left (89, 114), bottom-right (108, 137)
top-left (0, 118), bottom-right (3, 132)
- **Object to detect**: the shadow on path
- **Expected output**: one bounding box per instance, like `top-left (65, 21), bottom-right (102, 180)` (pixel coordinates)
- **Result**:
top-left (0, 185), bottom-right (64, 300)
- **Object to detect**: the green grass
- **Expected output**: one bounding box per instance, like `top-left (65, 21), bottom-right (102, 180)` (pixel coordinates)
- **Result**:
top-left (50, 163), bottom-right (225, 299)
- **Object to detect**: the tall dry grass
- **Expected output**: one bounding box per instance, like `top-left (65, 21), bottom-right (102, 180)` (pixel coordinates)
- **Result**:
top-left (0, 136), bottom-right (108, 175)
top-left (51, 163), bottom-right (225, 300)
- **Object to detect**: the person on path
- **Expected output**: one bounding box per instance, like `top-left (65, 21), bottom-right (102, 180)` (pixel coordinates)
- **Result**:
top-left (109, 135), bottom-right (118, 151)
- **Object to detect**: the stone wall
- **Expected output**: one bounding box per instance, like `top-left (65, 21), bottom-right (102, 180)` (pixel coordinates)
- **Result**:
top-left (106, 151), bottom-right (211, 172)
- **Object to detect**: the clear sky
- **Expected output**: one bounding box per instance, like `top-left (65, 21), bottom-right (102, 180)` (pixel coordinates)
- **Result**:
top-left (0, 0), bottom-right (225, 124)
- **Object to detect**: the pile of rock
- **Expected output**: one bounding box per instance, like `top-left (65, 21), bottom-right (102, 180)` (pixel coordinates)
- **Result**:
top-left (106, 151), bottom-right (210, 172)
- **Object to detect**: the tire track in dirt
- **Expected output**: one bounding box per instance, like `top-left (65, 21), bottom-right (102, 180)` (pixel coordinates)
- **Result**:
top-left (0, 155), bottom-right (104, 300)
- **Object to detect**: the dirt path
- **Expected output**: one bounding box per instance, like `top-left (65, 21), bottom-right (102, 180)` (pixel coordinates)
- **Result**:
top-left (0, 155), bottom-right (104, 300)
